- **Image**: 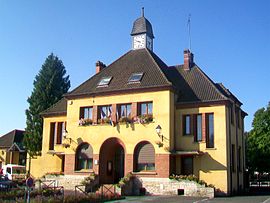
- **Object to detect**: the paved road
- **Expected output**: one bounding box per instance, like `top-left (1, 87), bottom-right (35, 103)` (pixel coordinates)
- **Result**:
top-left (110, 195), bottom-right (270, 203)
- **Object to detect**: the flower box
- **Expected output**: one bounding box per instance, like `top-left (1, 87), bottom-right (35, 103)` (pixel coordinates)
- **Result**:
top-left (118, 117), bottom-right (133, 124)
top-left (133, 114), bottom-right (153, 124)
top-left (98, 117), bottom-right (111, 124)
top-left (79, 118), bottom-right (93, 126)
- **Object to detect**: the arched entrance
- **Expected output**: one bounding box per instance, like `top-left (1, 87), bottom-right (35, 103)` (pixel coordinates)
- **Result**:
top-left (99, 137), bottom-right (125, 184)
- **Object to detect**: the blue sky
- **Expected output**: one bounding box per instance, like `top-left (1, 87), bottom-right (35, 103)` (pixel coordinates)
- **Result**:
top-left (0, 1), bottom-right (269, 135)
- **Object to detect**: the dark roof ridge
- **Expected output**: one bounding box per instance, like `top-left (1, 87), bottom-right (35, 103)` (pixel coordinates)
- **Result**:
top-left (13, 129), bottom-right (25, 133)
top-left (66, 50), bottom-right (133, 96)
top-left (41, 97), bottom-right (67, 115)
top-left (194, 65), bottom-right (228, 101)
top-left (0, 129), bottom-right (25, 147)
top-left (215, 82), bottom-right (242, 105)
top-left (216, 83), bottom-right (231, 96)
top-left (145, 49), bottom-right (172, 86)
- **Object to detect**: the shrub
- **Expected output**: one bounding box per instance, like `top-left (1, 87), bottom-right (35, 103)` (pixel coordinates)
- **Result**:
top-left (80, 173), bottom-right (97, 185)
top-left (117, 173), bottom-right (134, 188)
top-left (169, 174), bottom-right (211, 187)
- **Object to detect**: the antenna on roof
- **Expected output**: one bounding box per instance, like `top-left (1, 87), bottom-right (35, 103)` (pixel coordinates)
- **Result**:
top-left (187, 14), bottom-right (192, 51)
top-left (142, 7), bottom-right (144, 17)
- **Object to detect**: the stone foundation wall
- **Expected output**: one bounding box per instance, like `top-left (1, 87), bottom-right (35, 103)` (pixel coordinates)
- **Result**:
top-left (126, 177), bottom-right (214, 198)
top-left (39, 175), bottom-right (214, 198)
top-left (41, 175), bottom-right (88, 191)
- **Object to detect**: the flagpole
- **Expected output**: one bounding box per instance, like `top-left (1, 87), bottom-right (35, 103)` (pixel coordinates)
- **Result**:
top-left (188, 14), bottom-right (191, 51)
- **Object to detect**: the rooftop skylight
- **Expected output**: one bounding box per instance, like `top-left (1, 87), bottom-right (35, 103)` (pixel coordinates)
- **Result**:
top-left (97, 76), bottom-right (112, 87)
top-left (128, 72), bottom-right (144, 83)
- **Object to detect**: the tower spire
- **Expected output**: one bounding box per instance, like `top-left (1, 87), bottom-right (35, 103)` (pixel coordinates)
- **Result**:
top-left (142, 7), bottom-right (144, 17)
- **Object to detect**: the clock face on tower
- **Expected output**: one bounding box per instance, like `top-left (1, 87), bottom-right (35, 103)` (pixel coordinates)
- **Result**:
top-left (133, 34), bottom-right (146, 49)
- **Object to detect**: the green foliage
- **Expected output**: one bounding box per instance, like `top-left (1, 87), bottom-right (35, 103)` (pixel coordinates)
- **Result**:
top-left (117, 173), bottom-right (134, 188)
top-left (169, 174), bottom-right (212, 187)
top-left (118, 116), bottom-right (132, 124)
top-left (247, 102), bottom-right (270, 172)
top-left (24, 53), bottom-right (70, 156)
top-left (138, 114), bottom-right (153, 123)
top-left (80, 173), bottom-right (97, 185)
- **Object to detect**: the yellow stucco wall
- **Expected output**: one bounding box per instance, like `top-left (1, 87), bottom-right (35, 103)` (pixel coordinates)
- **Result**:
top-left (0, 149), bottom-right (7, 166)
top-left (227, 104), bottom-right (246, 194)
top-left (29, 116), bottom-right (66, 178)
top-left (0, 149), bottom-right (21, 166)
top-left (176, 105), bottom-right (228, 193)
top-left (65, 90), bottom-right (172, 155)
top-left (29, 89), bottom-right (245, 195)
top-left (30, 90), bottom-right (172, 177)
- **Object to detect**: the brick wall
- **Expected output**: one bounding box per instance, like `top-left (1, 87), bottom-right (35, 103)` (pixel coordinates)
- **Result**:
top-left (131, 102), bottom-right (138, 118)
top-left (131, 154), bottom-right (170, 178)
top-left (64, 154), bottom-right (75, 175)
top-left (65, 153), bottom-right (170, 178)
top-left (64, 154), bottom-right (98, 176)
top-left (93, 154), bottom-right (99, 174)
top-left (125, 154), bottom-right (133, 174)
top-left (155, 154), bottom-right (170, 178)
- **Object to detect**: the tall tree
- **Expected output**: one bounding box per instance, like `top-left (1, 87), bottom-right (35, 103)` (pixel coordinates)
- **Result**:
top-left (246, 102), bottom-right (270, 172)
top-left (24, 53), bottom-right (70, 156)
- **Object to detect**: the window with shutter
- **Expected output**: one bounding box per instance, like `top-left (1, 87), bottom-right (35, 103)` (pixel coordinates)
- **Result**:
top-left (195, 114), bottom-right (202, 142)
top-left (183, 115), bottom-right (191, 135)
top-left (75, 143), bottom-right (93, 170)
top-left (206, 113), bottom-right (214, 148)
top-left (49, 123), bottom-right (56, 150)
top-left (134, 142), bottom-right (155, 172)
top-left (56, 122), bottom-right (64, 144)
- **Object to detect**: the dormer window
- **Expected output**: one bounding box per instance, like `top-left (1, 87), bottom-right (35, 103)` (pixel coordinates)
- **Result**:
top-left (97, 76), bottom-right (112, 87)
top-left (128, 73), bottom-right (144, 83)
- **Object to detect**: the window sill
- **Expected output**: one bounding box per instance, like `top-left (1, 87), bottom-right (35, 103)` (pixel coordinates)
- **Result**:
top-left (193, 141), bottom-right (205, 143)
top-left (205, 147), bottom-right (217, 150)
top-left (74, 169), bottom-right (94, 173)
top-left (79, 124), bottom-right (93, 127)
top-left (78, 121), bottom-right (155, 127)
top-left (131, 171), bottom-right (157, 175)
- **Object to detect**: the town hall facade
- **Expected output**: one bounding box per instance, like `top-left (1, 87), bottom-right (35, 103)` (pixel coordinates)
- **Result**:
top-left (29, 12), bottom-right (246, 195)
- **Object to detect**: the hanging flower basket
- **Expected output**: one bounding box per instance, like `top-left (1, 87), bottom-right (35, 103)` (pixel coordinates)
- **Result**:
top-left (155, 141), bottom-right (164, 148)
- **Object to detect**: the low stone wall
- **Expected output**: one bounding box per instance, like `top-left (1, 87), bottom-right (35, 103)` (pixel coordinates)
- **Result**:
top-left (39, 175), bottom-right (88, 191)
top-left (123, 177), bottom-right (214, 198)
top-left (37, 175), bottom-right (214, 198)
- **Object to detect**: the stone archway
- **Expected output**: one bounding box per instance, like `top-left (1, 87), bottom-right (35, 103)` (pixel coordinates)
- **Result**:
top-left (99, 137), bottom-right (125, 184)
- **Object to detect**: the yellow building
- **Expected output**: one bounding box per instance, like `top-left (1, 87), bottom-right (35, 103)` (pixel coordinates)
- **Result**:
top-left (29, 12), bottom-right (246, 196)
top-left (0, 129), bottom-right (26, 168)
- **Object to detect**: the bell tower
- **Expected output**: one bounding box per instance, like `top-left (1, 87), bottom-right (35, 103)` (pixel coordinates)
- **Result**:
top-left (131, 8), bottom-right (154, 51)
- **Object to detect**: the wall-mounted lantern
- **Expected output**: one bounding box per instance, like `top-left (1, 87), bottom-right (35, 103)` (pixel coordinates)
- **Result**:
top-left (155, 125), bottom-right (163, 142)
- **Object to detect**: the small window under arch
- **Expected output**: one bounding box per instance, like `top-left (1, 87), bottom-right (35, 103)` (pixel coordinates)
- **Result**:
top-left (75, 143), bottom-right (93, 170)
top-left (134, 141), bottom-right (155, 172)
